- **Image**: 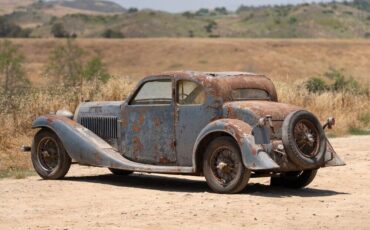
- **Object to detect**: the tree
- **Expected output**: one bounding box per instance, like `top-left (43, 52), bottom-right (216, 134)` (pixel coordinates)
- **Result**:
top-left (51, 23), bottom-right (69, 38)
top-left (44, 39), bottom-right (84, 86)
top-left (0, 40), bottom-right (29, 94)
top-left (102, 29), bottom-right (124, 38)
top-left (196, 8), bottom-right (210, 16)
top-left (214, 7), bottom-right (228, 15)
top-left (205, 20), bottom-right (217, 33)
top-left (0, 17), bottom-right (31, 38)
top-left (128, 8), bottom-right (138, 13)
top-left (44, 39), bottom-right (111, 99)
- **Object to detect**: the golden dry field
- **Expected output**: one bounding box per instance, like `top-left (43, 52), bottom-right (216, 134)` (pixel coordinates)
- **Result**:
top-left (1, 38), bottom-right (370, 175)
top-left (9, 38), bottom-right (370, 84)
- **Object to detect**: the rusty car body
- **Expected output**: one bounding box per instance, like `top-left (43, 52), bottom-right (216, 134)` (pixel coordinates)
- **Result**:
top-left (28, 71), bottom-right (345, 193)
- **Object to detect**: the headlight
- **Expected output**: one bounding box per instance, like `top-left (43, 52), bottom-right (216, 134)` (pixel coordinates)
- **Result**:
top-left (258, 117), bottom-right (267, 127)
top-left (56, 109), bottom-right (74, 119)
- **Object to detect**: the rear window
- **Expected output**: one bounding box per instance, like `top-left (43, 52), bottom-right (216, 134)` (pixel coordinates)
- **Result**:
top-left (231, 88), bottom-right (270, 100)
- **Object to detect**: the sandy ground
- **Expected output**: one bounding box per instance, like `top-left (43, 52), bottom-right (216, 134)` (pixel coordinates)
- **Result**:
top-left (0, 136), bottom-right (369, 230)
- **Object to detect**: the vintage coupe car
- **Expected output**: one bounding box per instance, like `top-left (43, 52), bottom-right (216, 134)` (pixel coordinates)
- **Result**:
top-left (28, 71), bottom-right (344, 193)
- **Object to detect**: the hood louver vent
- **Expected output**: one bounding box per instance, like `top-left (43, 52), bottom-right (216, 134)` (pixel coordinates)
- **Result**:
top-left (79, 116), bottom-right (118, 139)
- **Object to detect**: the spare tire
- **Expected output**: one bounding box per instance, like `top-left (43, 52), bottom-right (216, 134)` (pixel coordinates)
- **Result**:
top-left (282, 110), bottom-right (326, 168)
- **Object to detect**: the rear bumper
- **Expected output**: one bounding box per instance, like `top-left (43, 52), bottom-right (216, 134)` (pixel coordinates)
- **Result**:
top-left (262, 138), bottom-right (345, 172)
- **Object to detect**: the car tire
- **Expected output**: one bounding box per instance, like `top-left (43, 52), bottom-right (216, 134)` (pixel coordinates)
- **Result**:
top-left (282, 110), bottom-right (326, 168)
top-left (270, 170), bottom-right (318, 189)
top-left (108, 168), bottom-right (133, 176)
top-left (203, 136), bottom-right (251, 194)
top-left (31, 129), bottom-right (71, 179)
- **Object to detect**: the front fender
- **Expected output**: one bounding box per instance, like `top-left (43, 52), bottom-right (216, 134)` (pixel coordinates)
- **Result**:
top-left (193, 119), bottom-right (279, 171)
top-left (32, 115), bottom-right (119, 167)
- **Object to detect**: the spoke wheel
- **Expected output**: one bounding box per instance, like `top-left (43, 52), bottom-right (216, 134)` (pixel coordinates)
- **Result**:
top-left (31, 130), bottom-right (71, 179)
top-left (203, 137), bottom-right (250, 194)
top-left (37, 137), bottom-right (60, 172)
top-left (210, 147), bottom-right (241, 186)
top-left (293, 119), bottom-right (320, 158)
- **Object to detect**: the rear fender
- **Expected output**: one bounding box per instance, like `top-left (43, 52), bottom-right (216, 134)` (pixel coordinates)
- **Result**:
top-left (324, 139), bottom-right (346, 167)
top-left (193, 119), bottom-right (279, 171)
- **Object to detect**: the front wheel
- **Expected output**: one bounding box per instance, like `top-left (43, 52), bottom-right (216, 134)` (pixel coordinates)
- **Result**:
top-left (270, 169), bottom-right (318, 189)
top-left (31, 129), bottom-right (71, 179)
top-left (203, 137), bottom-right (251, 194)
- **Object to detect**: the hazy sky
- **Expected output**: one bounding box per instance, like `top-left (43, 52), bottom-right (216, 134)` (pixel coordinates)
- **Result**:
top-left (110, 0), bottom-right (342, 12)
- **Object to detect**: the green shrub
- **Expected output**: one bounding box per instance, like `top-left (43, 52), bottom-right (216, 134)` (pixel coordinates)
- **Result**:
top-left (0, 17), bottom-right (31, 38)
top-left (305, 69), bottom-right (369, 95)
top-left (306, 77), bottom-right (328, 93)
top-left (51, 23), bottom-right (69, 38)
top-left (102, 29), bottom-right (124, 38)
top-left (289, 17), bottom-right (297, 25)
top-left (324, 69), bottom-right (361, 93)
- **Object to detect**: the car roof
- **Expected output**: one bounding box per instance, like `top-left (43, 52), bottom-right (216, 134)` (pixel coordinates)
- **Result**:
top-left (140, 71), bottom-right (278, 102)
top-left (158, 71), bottom-right (261, 78)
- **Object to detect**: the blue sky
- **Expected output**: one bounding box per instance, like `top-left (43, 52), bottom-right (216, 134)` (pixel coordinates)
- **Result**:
top-left (110, 0), bottom-right (342, 12)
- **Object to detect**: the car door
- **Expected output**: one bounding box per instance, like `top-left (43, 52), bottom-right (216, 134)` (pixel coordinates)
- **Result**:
top-left (175, 79), bottom-right (219, 166)
top-left (122, 78), bottom-right (176, 165)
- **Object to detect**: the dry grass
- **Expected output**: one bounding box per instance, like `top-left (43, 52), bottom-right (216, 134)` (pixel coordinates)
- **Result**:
top-left (276, 81), bottom-right (370, 136)
top-left (0, 38), bottom-right (369, 175)
top-left (0, 77), bottom-right (135, 173)
top-left (4, 38), bottom-right (370, 86)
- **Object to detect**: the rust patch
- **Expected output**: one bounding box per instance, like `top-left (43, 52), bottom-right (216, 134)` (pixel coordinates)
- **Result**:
top-left (45, 115), bottom-right (77, 127)
top-left (132, 113), bottom-right (145, 132)
top-left (132, 136), bottom-right (143, 159)
top-left (159, 156), bottom-right (172, 164)
top-left (153, 116), bottom-right (161, 127)
top-left (224, 101), bottom-right (301, 121)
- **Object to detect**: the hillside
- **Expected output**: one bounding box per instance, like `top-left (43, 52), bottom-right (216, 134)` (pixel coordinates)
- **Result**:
top-left (0, 0), bottom-right (35, 16)
top-left (2, 1), bottom-right (370, 38)
top-left (48, 0), bottom-right (126, 13)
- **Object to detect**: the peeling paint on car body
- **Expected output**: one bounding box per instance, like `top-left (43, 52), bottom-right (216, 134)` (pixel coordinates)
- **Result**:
top-left (31, 71), bottom-right (345, 176)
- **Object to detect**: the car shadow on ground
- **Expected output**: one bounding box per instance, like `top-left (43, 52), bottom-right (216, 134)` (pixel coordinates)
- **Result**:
top-left (64, 173), bottom-right (349, 198)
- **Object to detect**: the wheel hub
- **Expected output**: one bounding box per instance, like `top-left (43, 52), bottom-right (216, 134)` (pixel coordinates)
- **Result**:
top-left (216, 161), bottom-right (228, 171)
top-left (211, 148), bottom-right (240, 186)
top-left (37, 137), bottom-right (60, 172)
top-left (293, 119), bottom-right (320, 158)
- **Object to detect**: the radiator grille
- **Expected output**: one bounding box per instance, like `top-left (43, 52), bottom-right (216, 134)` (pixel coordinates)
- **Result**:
top-left (79, 116), bottom-right (118, 139)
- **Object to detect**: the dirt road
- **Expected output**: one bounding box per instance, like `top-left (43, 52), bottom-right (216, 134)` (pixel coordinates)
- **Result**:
top-left (1, 136), bottom-right (369, 230)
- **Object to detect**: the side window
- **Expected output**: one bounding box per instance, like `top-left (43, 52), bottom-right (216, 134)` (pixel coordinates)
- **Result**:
top-left (131, 80), bottom-right (172, 105)
top-left (177, 80), bottom-right (206, 105)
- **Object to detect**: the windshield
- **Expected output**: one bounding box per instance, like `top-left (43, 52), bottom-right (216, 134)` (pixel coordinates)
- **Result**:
top-left (231, 88), bottom-right (270, 101)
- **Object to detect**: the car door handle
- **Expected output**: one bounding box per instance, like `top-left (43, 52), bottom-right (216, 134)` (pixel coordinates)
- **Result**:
top-left (175, 107), bottom-right (180, 122)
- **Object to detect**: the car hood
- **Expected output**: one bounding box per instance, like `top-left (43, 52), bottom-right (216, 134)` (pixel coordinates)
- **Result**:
top-left (223, 101), bottom-right (302, 123)
top-left (73, 101), bottom-right (125, 121)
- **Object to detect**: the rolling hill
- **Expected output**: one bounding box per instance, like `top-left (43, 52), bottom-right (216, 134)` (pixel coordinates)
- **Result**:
top-left (1, 0), bottom-right (370, 38)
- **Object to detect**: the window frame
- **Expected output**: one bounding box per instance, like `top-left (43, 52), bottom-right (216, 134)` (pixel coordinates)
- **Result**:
top-left (176, 79), bottom-right (207, 106)
top-left (231, 88), bottom-right (271, 101)
top-left (128, 78), bottom-right (174, 106)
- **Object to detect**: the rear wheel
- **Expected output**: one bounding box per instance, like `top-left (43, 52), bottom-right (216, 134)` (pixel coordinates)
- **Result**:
top-left (31, 129), bottom-right (71, 179)
top-left (203, 137), bottom-right (250, 194)
top-left (108, 168), bottom-right (133, 176)
top-left (270, 169), bottom-right (318, 189)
